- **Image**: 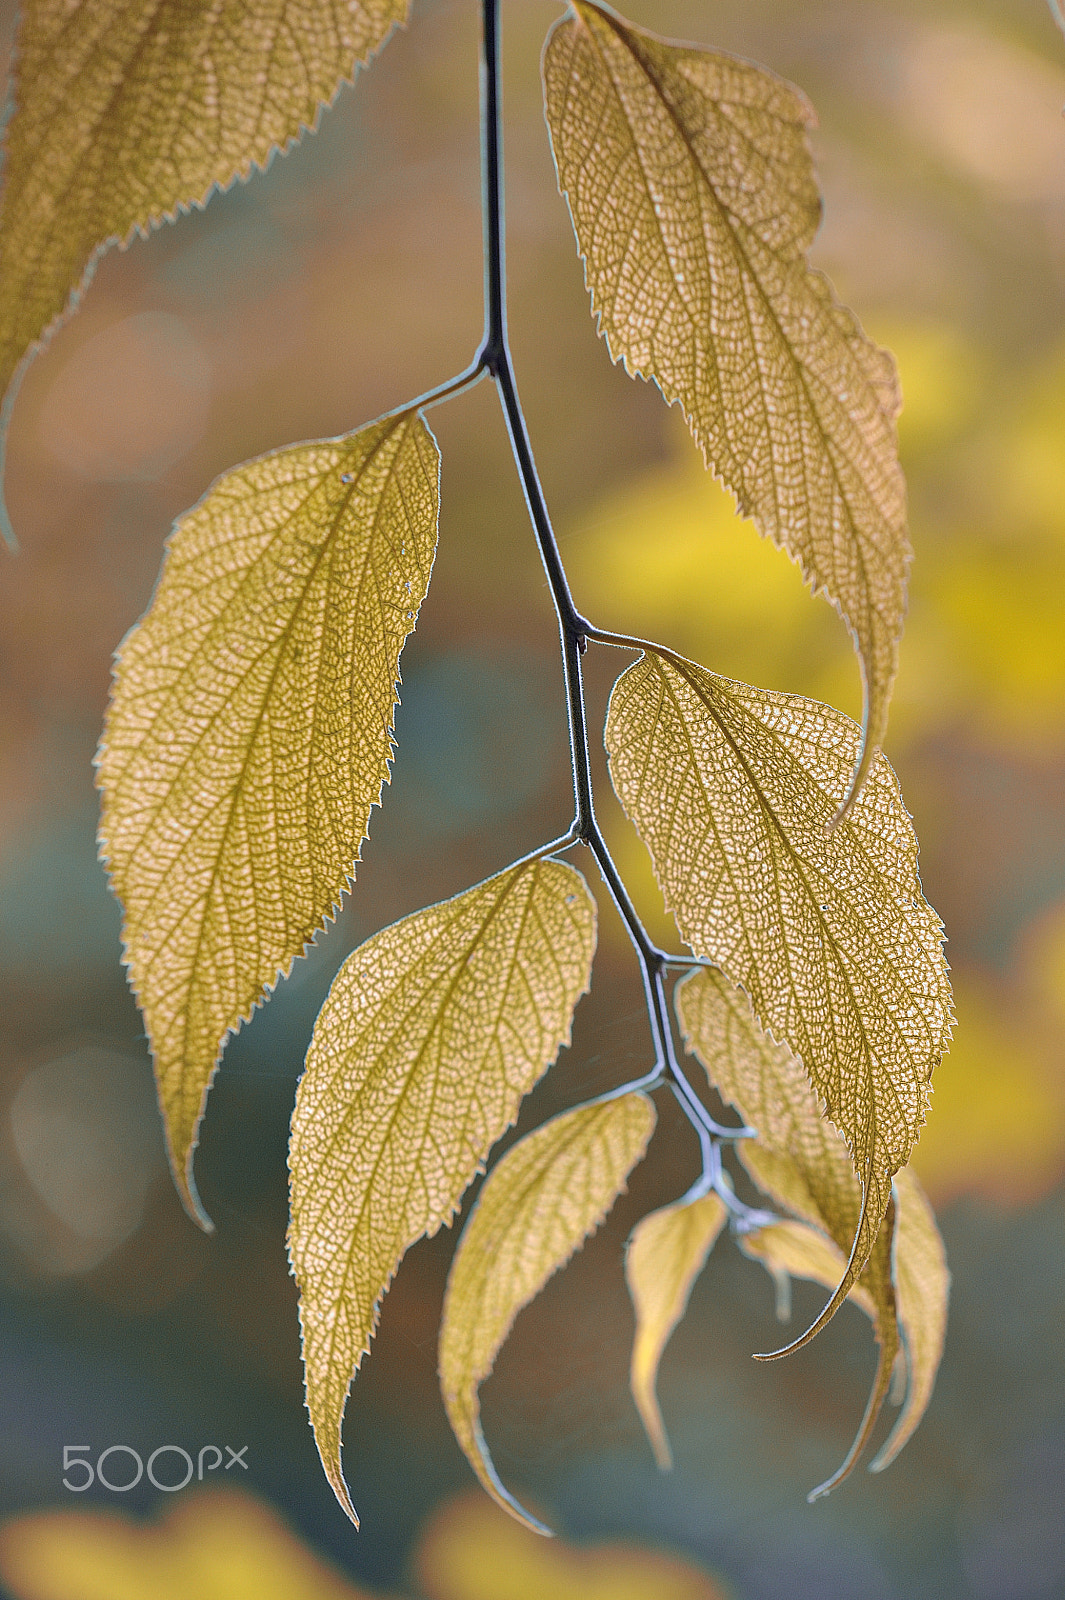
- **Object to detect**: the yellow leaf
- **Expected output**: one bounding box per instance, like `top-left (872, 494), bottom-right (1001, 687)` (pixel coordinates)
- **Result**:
top-left (97, 409), bottom-right (439, 1225)
top-left (543, 1), bottom-right (908, 793)
top-left (609, 651), bottom-right (952, 1317)
top-left (289, 857), bottom-right (598, 1529)
top-left (0, 0), bottom-right (407, 444)
top-left (870, 1165), bottom-right (950, 1474)
top-left (624, 1192), bottom-right (727, 1470)
top-left (738, 1219), bottom-right (875, 1324)
top-left (679, 967), bottom-right (947, 1492)
top-left (438, 1093), bottom-right (656, 1534)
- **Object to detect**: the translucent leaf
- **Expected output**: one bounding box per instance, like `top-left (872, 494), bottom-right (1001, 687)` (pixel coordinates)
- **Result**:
top-left (97, 409), bottom-right (439, 1225)
top-left (543, 1), bottom-right (908, 794)
top-left (0, 0), bottom-right (408, 456)
top-left (870, 1166), bottom-right (950, 1474)
top-left (289, 857), bottom-right (598, 1529)
top-left (439, 1093), bottom-right (656, 1533)
top-left (624, 1192), bottom-right (727, 1469)
top-left (679, 966), bottom-right (947, 1492)
top-left (739, 1218), bottom-right (875, 1324)
top-left (609, 650), bottom-right (953, 1306)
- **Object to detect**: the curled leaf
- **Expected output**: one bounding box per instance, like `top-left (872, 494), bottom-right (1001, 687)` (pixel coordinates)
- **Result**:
top-left (97, 409), bottom-right (439, 1225)
top-left (625, 1192), bottom-right (727, 1469)
top-left (609, 651), bottom-right (952, 1308)
top-left (870, 1166), bottom-right (950, 1473)
top-left (0, 0), bottom-right (408, 502)
top-left (289, 857), bottom-right (598, 1528)
top-left (439, 1093), bottom-right (656, 1533)
top-left (543, 1), bottom-right (908, 793)
top-left (679, 966), bottom-right (948, 1491)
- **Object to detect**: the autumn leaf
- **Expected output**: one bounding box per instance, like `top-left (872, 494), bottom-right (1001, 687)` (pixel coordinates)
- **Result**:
top-left (0, 0), bottom-right (407, 471)
top-left (97, 409), bottom-right (439, 1226)
top-left (624, 1192), bottom-right (727, 1469)
top-left (289, 857), bottom-right (598, 1529)
top-left (543, 0), bottom-right (908, 795)
top-left (608, 650), bottom-right (952, 1315)
top-left (870, 1165), bottom-right (950, 1474)
top-left (439, 1093), bottom-right (656, 1533)
top-left (678, 966), bottom-right (948, 1493)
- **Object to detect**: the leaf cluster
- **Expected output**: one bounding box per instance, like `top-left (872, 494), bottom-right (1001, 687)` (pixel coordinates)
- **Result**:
top-left (0, 0), bottom-right (953, 1529)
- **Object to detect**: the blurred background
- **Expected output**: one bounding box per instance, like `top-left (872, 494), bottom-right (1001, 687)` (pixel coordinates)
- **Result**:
top-left (0, 0), bottom-right (1064, 1594)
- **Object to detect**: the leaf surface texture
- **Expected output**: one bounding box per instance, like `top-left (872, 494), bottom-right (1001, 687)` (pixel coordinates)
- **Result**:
top-left (543, 1), bottom-right (908, 785)
top-left (439, 1093), bottom-right (656, 1531)
top-left (609, 650), bottom-right (952, 1288)
top-left (0, 0), bottom-right (407, 414)
top-left (97, 409), bottom-right (439, 1222)
top-left (289, 858), bottom-right (598, 1527)
top-left (625, 1192), bottom-right (727, 1468)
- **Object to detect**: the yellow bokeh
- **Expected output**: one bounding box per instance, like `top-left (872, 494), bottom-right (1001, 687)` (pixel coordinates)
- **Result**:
top-left (0, 1489), bottom-right (378, 1600)
top-left (911, 976), bottom-right (1065, 1207)
top-left (0, 1488), bottom-right (733, 1600)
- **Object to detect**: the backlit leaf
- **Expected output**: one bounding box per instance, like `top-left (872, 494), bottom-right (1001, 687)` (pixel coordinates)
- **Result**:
top-left (609, 650), bottom-right (952, 1313)
top-left (679, 967), bottom-right (947, 1492)
top-left (677, 964), bottom-right (883, 1325)
top-left (97, 409), bottom-right (439, 1225)
top-left (870, 1166), bottom-right (950, 1474)
top-left (439, 1093), bottom-right (656, 1533)
top-left (289, 858), bottom-right (598, 1528)
top-left (0, 0), bottom-right (408, 452)
top-left (624, 1192), bottom-right (727, 1469)
top-left (543, 1), bottom-right (908, 793)
top-left (738, 1219), bottom-right (875, 1324)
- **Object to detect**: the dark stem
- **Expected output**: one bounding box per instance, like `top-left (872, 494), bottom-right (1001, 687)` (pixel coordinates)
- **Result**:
top-left (475, 0), bottom-right (747, 1157)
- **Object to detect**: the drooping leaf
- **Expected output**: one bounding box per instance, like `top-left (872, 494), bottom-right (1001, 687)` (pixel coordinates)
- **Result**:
top-left (439, 1093), bottom-right (656, 1533)
top-left (679, 966), bottom-right (947, 1492)
top-left (609, 650), bottom-right (953, 1312)
top-left (624, 1192), bottom-right (727, 1469)
top-left (97, 409), bottom-right (439, 1225)
top-left (289, 858), bottom-right (598, 1529)
top-left (870, 1166), bottom-right (950, 1474)
top-left (676, 963), bottom-right (884, 1328)
top-left (0, 0), bottom-right (408, 466)
top-left (543, 1), bottom-right (908, 794)
top-left (738, 1218), bottom-right (875, 1324)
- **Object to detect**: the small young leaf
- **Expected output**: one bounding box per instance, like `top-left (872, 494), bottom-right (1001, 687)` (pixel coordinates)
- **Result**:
top-left (869, 1166), bottom-right (950, 1474)
top-left (678, 966), bottom-right (947, 1492)
top-left (543, 1), bottom-right (908, 793)
top-left (439, 1093), bottom-right (656, 1533)
top-left (0, 0), bottom-right (408, 446)
top-left (624, 1192), bottom-right (727, 1470)
top-left (609, 651), bottom-right (953, 1307)
top-left (289, 857), bottom-right (598, 1529)
top-left (97, 408), bottom-right (439, 1225)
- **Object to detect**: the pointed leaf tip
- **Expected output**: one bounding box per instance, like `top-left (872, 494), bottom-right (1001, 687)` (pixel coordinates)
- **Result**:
top-left (544, 0), bottom-right (909, 773)
top-left (98, 408), bottom-right (440, 1219)
top-left (681, 968), bottom-right (947, 1483)
top-left (439, 1094), bottom-right (655, 1529)
top-left (289, 857), bottom-right (598, 1528)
